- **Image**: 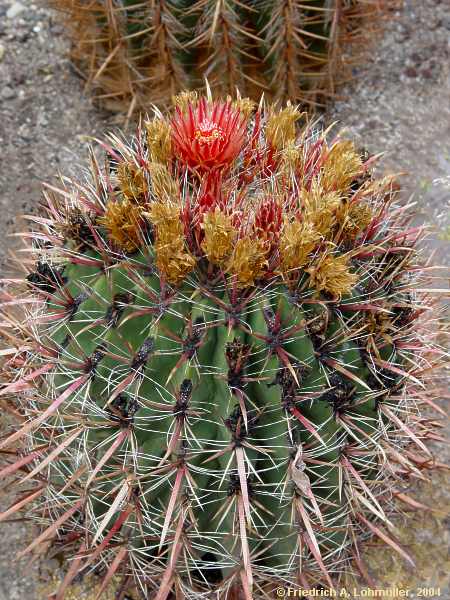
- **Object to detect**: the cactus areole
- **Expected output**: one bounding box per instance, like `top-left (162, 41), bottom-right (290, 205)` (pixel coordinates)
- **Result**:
top-left (1, 94), bottom-right (442, 598)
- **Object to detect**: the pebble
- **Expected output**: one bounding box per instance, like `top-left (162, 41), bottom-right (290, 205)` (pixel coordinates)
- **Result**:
top-left (6, 2), bottom-right (25, 19)
top-left (15, 31), bottom-right (29, 43)
top-left (0, 44), bottom-right (5, 62)
top-left (404, 66), bottom-right (418, 78)
top-left (2, 85), bottom-right (16, 100)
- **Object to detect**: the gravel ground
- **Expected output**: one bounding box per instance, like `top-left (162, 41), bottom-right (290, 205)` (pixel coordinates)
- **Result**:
top-left (0, 0), bottom-right (448, 598)
top-left (0, 1), bottom-right (112, 270)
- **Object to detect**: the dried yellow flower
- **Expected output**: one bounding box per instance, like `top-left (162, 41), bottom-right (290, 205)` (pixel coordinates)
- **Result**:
top-left (145, 118), bottom-right (172, 163)
top-left (117, 161), bottom-right (148, 202)
top-left (146, 202), bottom-right (196, 285)
top-left (201, 209), bottom-right (237, 267)
top-left (266, 103), bottom-right (302, 150)
top-left (146, 201), bottom-right (180, 232)
top-left (306, 253), bottom-right (357, 298)
top-left (366, 311), bottom-right (394, 344)
top-left (232, 97), bottom-right (256, 119)
top-left (156, 247), bottom-right (196, 286)
top-left (321, 140), bottom-right (363, 192)
top-left (279, 219), bottom-right (320, 276)
top-left (148, 162), bottom-right (178, 202)
top-left (281, 142), bottom-right (302, 171)
top-left (172, 90), bottom-right (198, 112)
top-left (226, 237), bottom-right (268, 287)
top-left (99, 200), bottom-right (144, 253)
top-left (337, 200), bottom-right (373, 240)
top-left (302, 185), bottom-right (341, 238)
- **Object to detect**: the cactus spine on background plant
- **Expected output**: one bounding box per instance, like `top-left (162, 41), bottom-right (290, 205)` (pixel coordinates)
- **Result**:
top-left (0, 92), bottom-right (446, 599)
top-left (51, 0), bottom-right (394, 113)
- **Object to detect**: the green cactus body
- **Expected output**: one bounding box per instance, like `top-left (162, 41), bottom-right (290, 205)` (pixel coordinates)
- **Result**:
top-left (1, 95), bottom-right (442, 598)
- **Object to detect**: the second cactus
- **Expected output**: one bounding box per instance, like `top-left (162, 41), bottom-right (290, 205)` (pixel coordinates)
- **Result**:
top-left (52, 0), bottom-right (390, 112)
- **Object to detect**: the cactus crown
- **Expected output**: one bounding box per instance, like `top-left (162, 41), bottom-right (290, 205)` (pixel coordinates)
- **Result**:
top-left (0, 93), bottom-right (444, 599)
top-left (101, 94), bottom-right (369, 291)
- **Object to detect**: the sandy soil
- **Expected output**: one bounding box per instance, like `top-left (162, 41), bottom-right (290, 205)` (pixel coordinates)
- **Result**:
top-left (0, 0), bottom-right (448, 598)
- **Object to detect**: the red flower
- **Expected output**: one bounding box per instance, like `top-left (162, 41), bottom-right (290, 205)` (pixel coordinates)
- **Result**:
top-left (196, 174), bottom-right (222, 216)
top-left (171, 98), bottom-right (248, 171)
top-left (254, 198), bottom-right (283, 243)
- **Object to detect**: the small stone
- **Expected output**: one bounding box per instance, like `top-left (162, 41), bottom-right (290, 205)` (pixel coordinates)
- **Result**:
top-left (18, 124), bottom-right (31, 139)
top-left (2, 85), bottom-right (16, 100)
top-left (421, 68), bottom-right (434, 80)
top-left (0, 44), bottom-right (5, 61)
top-left (404, 66), bottom-right (418, 78)
top-left (15, 31), bottom-right (29, 43)
top-left (366, 119), bottom-right (380, 130)
top-left (6, 2), bottom-right (25, 19)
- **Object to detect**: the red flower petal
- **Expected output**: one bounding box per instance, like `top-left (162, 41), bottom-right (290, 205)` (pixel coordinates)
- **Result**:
top-left (171, 98), bottom-right (248, 171)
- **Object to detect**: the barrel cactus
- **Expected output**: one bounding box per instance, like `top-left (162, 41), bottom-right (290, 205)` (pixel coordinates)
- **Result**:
top-left (0, 92), bottom-right (444, 599)
top-left (52, 0), bottom-right (392, 113)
